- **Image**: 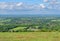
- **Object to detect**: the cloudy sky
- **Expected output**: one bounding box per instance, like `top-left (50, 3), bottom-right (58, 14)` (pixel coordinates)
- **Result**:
top-left (0, 0), bottom-right (60, 15)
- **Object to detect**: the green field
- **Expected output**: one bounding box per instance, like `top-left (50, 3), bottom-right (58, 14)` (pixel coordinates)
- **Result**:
top-left (0, 32), bottom-right (60, 41)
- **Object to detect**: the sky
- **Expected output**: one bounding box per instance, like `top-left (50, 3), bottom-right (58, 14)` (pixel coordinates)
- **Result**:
top-left (0, 0), bottom-right (60, 15)
top-left (0, 0), bottom-right (42, 3)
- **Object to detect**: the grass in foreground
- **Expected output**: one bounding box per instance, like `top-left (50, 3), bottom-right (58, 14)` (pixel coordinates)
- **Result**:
top-left (0, 32), bottom-right (60, 41)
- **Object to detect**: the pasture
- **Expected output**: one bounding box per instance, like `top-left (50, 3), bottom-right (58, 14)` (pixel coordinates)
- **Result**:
top-left (0, 32), bottom-right (60, 41)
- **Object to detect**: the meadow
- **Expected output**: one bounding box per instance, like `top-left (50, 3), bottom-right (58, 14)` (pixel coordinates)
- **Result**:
top-left (0, 32), bottom-right (60, 41)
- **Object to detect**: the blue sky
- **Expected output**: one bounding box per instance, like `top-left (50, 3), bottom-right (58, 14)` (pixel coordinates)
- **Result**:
top-left (0, 0), bottom-right (60, 15)
top-left (0, 0), bottom-right (43, 5)
top-left (0, 0), bottom-right (60, 3)
top-left (0, 0), bottom-right (42, 3)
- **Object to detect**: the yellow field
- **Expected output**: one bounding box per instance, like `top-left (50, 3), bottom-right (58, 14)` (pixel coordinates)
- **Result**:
top-left (0, 32), bottom-right (60, 41)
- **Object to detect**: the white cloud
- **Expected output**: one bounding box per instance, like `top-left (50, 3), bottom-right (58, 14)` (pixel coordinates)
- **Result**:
top-left (16, 2), bottom-right (23, 6)
top-left (0, 2), bottom-right (60, 10)
top-left (0, 2), bottom-right (24, 9)
top-left (0, 5), bottom-right (7, 9)
top-left (47, 0), bottom-right (60, 9)
top-left (0, 2), bottom-right (60, 14)
top-left (0, 2), bottom-right (8, 9)
top-left (39, 4), bottom-right (46, 9)
top-left (44, 0), bottom-right (48, 2)
top-left (8, 5), bottom-right (14, 9)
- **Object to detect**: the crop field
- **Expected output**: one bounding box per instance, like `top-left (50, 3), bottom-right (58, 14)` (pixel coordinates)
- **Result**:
top-left (0, 32), bottom-right (60, 41)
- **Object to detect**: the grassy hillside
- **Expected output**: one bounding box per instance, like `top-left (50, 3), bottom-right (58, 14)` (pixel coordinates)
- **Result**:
top-left (9, 27), bottom-right (26, 32)
top-left (0, 32), bottom-right (60, 41)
